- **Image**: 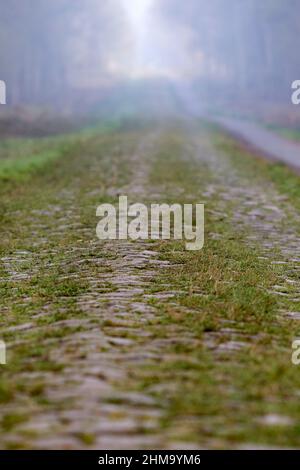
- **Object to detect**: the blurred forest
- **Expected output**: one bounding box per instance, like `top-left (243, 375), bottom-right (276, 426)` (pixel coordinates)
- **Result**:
top-left (0, 0), bottom-right (128, 108)
top-left (0, 0), bottom-right (299, 123)
top-left (160, 0), bottom-right (300, 99)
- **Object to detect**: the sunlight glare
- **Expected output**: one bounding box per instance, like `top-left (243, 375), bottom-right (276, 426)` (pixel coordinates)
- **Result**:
top-left (123, 0), bottom-right (152, 28)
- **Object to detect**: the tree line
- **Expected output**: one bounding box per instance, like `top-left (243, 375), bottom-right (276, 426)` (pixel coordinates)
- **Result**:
top-left (0, 0), bottom-right (126, 107)
top-left (159, 0), bottom-right (300, 102)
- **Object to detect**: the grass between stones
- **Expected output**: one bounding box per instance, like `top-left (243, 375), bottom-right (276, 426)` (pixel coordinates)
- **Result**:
top-left (127, 125), bottom-right (300, 447)
top-left (1, 120), bottom-right (300, 448)
top-left (213, 128), bottom-right (300, 211)
top-left (0, 125), bottom-right (135, 441)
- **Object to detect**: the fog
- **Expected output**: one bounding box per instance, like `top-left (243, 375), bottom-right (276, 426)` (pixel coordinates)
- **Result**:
top-left (0, 0), bottom-right (299, 119)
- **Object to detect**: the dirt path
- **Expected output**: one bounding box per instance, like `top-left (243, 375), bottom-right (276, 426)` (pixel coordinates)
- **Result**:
top-left (214, 116), bottom-right (300, 170)
top-left (1, 120), bottom-right (300, 449)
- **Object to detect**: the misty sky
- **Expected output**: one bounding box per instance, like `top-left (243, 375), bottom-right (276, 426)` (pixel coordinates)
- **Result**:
top-left (1, 0), bottom-right (294, 106)
top-left (105, 0), bottom-right (204, 81)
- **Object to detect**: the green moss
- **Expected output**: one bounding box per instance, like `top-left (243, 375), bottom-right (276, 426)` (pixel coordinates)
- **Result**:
top-left (1, 413), bottom-right (28, 431)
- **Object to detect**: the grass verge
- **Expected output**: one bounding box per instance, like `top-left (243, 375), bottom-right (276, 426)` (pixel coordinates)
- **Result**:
top-left (128, 126), bottom-right (300, 447)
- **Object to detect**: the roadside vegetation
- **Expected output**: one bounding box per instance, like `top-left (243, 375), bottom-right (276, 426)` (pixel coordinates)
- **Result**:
top-left (128, 125), bottom-right (300, 447)
top-left (214, 129), bottom-right (300, 211)
top-left (1, 119), bottom-right (300, 448)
